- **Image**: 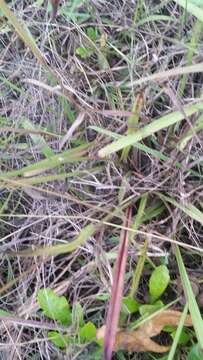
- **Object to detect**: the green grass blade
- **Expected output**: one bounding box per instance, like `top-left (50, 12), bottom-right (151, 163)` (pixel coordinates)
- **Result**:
top-left (0, 0), bottom-right (48, 67)
top-left (0, 143), bottom-right (91, 178)
top-left (98, 103), bottom-right (203, 157)
top-left (91, 125), bottom-right (169, 161)
top-left (178, 114), bottom-right (203, 151)
top-left (91, 125), bottom-right (202, 178)
top-left (129, 195), bottom-right (148, 298)
top-left (5, 201), bottom-right (130, 257)
top-left (129, 239), bottom-right (148, 299)
top-left (142, 202), bottom-right (165, 222)
top-left (7, 223), bottom-right (96, 257)
top-left (178, 20), bottom-right (203, 96)
top-left (175, 246), bottom-right (203, 349)
top-left (11, 167), bottom-right (103, 186)
top-left (21, 118), bottom-right (54, 158)
top-left (137, 15), bottom-right (172, 26)
top-left (0, 75), bottom-right (24, 95)
top-left (167, 303), bottom-right (189, 360)
top-left (121, 92), bottom-right (143, 161)
top-left (158, 194), bottom-right (203, 226)
top-left (132, 195), bottom-right (148, 229)
top-left (122, 62), bottom-right (203, 88)
top-left (175, 0), bottom-right (203, 21)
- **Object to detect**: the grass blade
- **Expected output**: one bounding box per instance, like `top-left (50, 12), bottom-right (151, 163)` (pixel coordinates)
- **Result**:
top-left (129, 239), bottom-right (148, 299)
top-left (158, 194), bottom-right (203, 226)
top-left (0, 0), bottom-right (48, 67)
top-left (121, 91), bottom-right (144, 161)
top-left (6, 223), bottom-right (96, 257)
top-left (167, 303), bottom-right (189, 360)
top-left (21, 118), bottom-right (54, 158)
top-left (121, 62), bottom-right (203, 88)
top-left (7, 167), bottom-right (103, 186)
top-left (175, 0), bottom-right (203, 22)
top-left (178, 19), bottom-right (203, 96)
top-left (98, 103), bottom-right (203, 158)
top-left (177, 114), bottom-right (203, 151)
top-left (175, 246), bottom-right (203, 350)
top-left (1, 143), bottom-right (91, 178)
top-left (91, 125), bottom-right (169, 161)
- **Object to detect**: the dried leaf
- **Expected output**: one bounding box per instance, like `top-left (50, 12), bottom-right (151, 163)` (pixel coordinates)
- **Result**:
top-left (140, 310), bottom-right (192, 338)
top-left (98, 310), bottom-right (193, 354)
top-left (114, 330), bottom-right (170, 353)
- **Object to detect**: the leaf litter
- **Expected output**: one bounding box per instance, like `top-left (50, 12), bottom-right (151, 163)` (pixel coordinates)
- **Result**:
top-left (97, 310), bottom-right (194, 354)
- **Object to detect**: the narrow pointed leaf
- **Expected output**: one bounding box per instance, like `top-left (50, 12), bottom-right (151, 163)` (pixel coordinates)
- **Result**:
top-left (98, 103), bottom-right (203, 158)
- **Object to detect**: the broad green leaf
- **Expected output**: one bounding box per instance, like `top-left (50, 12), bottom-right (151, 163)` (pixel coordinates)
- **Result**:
top-left (90, 125), bottom-right (169, 162)
top-left (79, 322), bottom-right (97, 343)
top-left (37, 289), bottom-right (71, 325)
top-left (186, 344), bottom-right (203, 360)
top-left (122, 297), bottom-right (140, 314)
top-left (72, 302), bottom-right (84, 327)
top-left (139, 300), bottom-right (164, 317)
top-left (98, 103), bottom-right (203, 157)
top-left (48, 331), bottom-right (70, 349)
top-left (149, 265), bottom-right (170, 301)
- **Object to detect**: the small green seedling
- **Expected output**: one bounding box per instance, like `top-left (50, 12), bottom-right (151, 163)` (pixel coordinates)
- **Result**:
top-left (47, 331), bottom-right (70, 349)
top-left (37, 288), bottom-right (72, 325)
top-left (75, 27), bottom-right (97, 59)
top-left (139, 300), bottom-right (164, 317)
top-left (37, 289), bottom-right (96, 349)
top-left (149, 265), bottom-right (170, 302)
top-left (79, 322), bottom-right (97, 343)
top-left (75, 46), bottom-right (94, 59)
top-left (72, 301), bottom-right (84, 328)
top-left (122, 297), bottom-right (140, 314)
top-left (60, 0), bottom-right (90, 23)
top-left (86, 27), bottom-right (97, 42)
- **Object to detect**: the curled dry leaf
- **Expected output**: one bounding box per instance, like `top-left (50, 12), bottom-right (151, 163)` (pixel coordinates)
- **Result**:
top-left (97, 310), bottom-right (193, 354)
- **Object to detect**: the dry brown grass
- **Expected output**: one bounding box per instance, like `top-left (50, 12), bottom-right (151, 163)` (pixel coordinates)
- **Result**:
top-left (0, 0), bottom-right (203, 359)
